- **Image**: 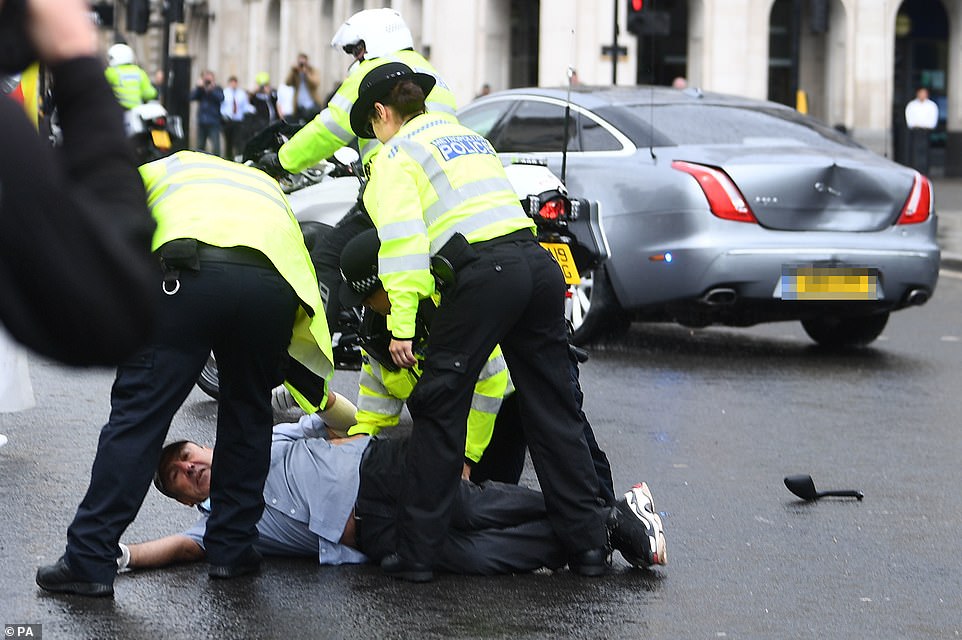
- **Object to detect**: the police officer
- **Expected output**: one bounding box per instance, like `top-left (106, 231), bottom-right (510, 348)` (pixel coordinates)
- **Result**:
top-left (339, 229), bottom-right (526, 485)
top-left (351, 62), bottom-right (609, 582)
top-left (103, 43), bottom-right (156, 109)
top-left (259, 8), bottom-right (457, 336)
top-left (36, 151), bottom-right (336, 597)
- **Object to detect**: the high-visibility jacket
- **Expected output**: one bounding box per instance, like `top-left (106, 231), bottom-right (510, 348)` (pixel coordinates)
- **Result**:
top-left (139, 151), bottom-right (334, 412)
top-left (278, 50), bottom-right (457, 171)
top-left (349, 346), bottom-right (511, 463)
top-left (104, 64), bottom-right (157, 109)
top-left (363, 114), bottom-right (536, 339)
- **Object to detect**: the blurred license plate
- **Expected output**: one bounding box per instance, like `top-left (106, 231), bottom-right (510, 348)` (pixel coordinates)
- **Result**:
top-left (151, 129), bottom-right (172, 149)
top-left (541, 242), bottom-right (581, 285)
top-left (781, 266), bottom-right (878, 300)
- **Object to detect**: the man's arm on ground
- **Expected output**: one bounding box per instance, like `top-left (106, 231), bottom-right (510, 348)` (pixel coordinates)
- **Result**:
top-left (128, 534), bottom-right (204, 569)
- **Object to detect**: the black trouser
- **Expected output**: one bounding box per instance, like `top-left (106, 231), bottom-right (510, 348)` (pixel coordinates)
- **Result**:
top-left (64, 254), bottom-right (296, 583)
top-left (223, 119), bottom-right (244, 161)
top-left (909, 128), bottom-right (932, 175)
top-left (396, 237), bottom-right (608, 566)
top-left (356, 438), bottom-right (567, 575)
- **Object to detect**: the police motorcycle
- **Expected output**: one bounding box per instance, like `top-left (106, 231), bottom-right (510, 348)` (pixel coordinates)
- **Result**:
top-left (124, 102), bottom-right (184, 163)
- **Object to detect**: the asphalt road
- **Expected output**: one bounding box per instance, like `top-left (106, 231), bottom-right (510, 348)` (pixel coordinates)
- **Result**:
top-left (3, 275), bottom-right (962, 639)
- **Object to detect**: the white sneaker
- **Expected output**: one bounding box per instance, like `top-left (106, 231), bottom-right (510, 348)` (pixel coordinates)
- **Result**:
top-left (270, 386), bottom-right (297, 412)
top-left (607, 482), bottom-right (667, 567)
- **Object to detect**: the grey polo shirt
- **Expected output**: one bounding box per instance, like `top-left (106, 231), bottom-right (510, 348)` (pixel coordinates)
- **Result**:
top-left (182, 414), bottom-right (370, 565)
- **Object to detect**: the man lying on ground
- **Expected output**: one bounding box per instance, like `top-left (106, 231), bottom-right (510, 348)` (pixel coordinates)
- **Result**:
top-left (117, 414), bottom-right (667, 576)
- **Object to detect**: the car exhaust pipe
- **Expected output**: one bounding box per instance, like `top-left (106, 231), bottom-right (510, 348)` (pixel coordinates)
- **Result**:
top-left (700, 288), bottom-right (737, 306)
top-left (906, 288), bottom-right (930, 306)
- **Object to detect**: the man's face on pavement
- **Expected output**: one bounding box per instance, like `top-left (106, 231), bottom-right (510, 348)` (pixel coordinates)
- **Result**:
top-left (163, 443), bottom-right (213, 506)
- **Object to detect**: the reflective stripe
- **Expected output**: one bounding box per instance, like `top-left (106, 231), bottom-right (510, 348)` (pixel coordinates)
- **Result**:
top-left (471, 393), bottom-right (502, 414)
top-left (426, 100), bottom-right (457, 117)
top-left (358, 393), bottom-right (404, 416)
top-left (149, 176), bottom-right (290, 213)
top-left (423, 177), bottom-right (515, 225)
top-left (429, 205), bottom-right (525, 254)
top-left (329, 92), bottom-right (353, 113)
top-left (379, 253), bottom-right (430, 274)
top-left (359, 138), bottom-right (381, 163)
top-left (320, 109), bottom-right (353, 142)
top-left (378, 218), bottom-right (428, 242)
top-left (359, 366), bottom-right (384, 391)
top-left (478, 355), bottom-right (507, 381)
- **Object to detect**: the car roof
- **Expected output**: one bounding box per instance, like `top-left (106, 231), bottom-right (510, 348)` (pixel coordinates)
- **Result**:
top-left (469, 85), bottom-right (793, 112)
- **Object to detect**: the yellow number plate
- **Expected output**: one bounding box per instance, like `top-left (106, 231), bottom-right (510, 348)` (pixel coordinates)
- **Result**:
top-left (541, 242), bottom-right (581, 285)
top-left (150, 129), bottom-right (172, 149)
top-left (781, 266), bottom-right (878, 300)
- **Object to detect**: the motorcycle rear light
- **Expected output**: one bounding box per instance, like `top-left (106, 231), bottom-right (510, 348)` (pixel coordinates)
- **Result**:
top-left (672, 160), bottom-right (757, 223)
top-left (155, 116), bottom-right (166, 127)
top-left (539, 198), bottom-right (569, 221)
top-left (896, 172), bottom-right (932, 225)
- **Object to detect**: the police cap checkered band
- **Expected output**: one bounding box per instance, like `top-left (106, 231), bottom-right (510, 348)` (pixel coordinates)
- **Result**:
top-left (339, 229), bottom-right (382, 307)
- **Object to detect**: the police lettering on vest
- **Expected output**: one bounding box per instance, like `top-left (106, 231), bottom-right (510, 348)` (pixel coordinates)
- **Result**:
top-left (431, 135), bottom-right (495, 162)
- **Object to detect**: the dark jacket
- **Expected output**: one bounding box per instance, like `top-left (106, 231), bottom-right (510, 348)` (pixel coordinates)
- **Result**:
top-left (190, 84), bottom-right (225, 127)
top-left (0, 57), bottom-right (157, 365)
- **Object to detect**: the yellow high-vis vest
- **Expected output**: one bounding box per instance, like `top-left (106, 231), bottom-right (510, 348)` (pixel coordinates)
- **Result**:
top-left (139, 151), bottom-right (334, 411)
top-left (363, 115), bottom-right (535, 339)
top-left (104, 64), bottom-right (157, 109)
top-left (278, 50), bottom-right (457, 171)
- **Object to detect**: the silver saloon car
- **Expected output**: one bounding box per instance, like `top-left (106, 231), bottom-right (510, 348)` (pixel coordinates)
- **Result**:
top-left (459, 86), bottom-right (940, 347)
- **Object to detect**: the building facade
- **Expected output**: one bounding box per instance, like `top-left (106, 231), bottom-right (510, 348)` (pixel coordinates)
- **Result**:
top-left (118, 0), bottom-right (960, 174)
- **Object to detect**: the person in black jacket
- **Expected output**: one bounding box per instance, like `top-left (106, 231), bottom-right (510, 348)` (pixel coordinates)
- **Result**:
top-left (0, 0), bottom-right (157, 367)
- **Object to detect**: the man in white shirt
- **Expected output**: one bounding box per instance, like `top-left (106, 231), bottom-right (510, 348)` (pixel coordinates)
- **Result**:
top-left (220, 75), bottom-right (252, 160)
top-left (905, 87), bottom-right (939, 175)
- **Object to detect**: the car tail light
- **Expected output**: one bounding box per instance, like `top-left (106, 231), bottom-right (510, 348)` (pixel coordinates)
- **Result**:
top-left (896, 172), bottom-right (932, 225)
top-left (672, 160), bottom-right (757, 223)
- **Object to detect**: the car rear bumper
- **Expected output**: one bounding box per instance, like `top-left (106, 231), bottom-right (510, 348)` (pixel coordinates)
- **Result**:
top-left (607, 213), bottom-right (940, 321)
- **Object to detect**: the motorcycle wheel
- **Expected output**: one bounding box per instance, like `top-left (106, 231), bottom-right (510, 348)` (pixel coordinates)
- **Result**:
top-left (567, 263), bottom-right (630, 345)
top-left (196, 353), bottom-right (220, 400)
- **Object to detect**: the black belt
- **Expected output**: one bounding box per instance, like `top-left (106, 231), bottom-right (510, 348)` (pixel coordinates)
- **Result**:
top-left (196, 244), bottom-right (275, 269)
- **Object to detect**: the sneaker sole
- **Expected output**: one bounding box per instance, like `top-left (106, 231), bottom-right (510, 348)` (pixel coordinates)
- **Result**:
top-left (626, 482), bottom-right (668, 567)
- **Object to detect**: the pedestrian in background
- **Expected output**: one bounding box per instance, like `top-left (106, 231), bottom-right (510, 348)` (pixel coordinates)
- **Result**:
top-left (250, 71), bottom-right (282, 130)
top-left (905, 86), bottom-right (939, 175)
top-left (285, 52), bottom-right (321, 123)
top-left (220, 74), bottom-right (252, 160)
top-left (0, 0), bottom-right (156, 366)
top-left (190, 69), bottom-right (225, 156)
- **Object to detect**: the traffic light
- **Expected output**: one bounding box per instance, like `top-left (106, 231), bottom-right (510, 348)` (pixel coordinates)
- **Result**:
top-left (626, 0), bottom-right (645, 36)
top-left (126, 0), bottom-right (150, 34)
top-left (626, 0), bottom-right (670, 37)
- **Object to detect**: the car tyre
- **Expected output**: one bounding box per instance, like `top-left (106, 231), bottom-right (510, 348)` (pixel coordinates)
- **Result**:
top-left (568, 263), bottom-right (630, 345)
top-left (196, 353), bottom-right (219, 399)
top-left (801, 312), bottom-right (889, 348)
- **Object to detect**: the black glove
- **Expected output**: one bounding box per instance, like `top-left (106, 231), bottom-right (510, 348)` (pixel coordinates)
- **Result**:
top-left (257, 152), bottom-right (287, 179)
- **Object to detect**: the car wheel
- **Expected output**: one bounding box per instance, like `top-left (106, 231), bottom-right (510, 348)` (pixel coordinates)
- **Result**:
top-left (801, 312), bottom-right (890, 348)
top-left (196, 353), bottom-right (219, 399)
top-left (567, 263), bottom-right (629, 345)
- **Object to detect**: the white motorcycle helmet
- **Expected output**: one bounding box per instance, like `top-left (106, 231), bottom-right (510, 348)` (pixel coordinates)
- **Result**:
top-left (107, 43), bottom-right (135, 67)
top-left (330, 8), bottom-right (414, 59)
